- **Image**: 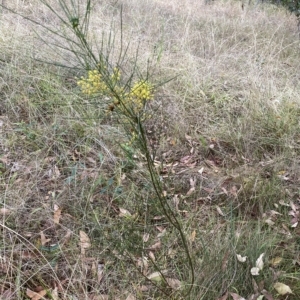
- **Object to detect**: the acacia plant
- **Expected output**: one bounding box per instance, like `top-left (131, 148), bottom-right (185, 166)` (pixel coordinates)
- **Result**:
top-left (3, 0), bottom-right (195, 297)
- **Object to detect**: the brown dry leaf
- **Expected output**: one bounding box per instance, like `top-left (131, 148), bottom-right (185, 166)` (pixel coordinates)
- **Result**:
top-left (169, 138), bottom-right (176, 146)
top-left (86, 156), bottom-right (97, 165)
top-left (149, 240), bottom-right (161, 251)
top-left (216, 206), bottom-right (225, 217)
top-left (55, 279), bottom-right (68, 292)
top-left (264, 219), bottom-right (275, 226)
top-left (80, 230), bottom-right (91, 255)
top-left (248, 293), bottom-right (261, 300)
top-left (54, 165), bottom-right (60, 178)
top-left (189, 230), bottom-right (196, 242)
top-left (168, 248), bottom-right (177, 258)
top-left (119, 208), bottom-right (132, 217)
top-left (258, 280), bottom-right (265, 291)
top-left (147, 272), bottom-right (162, 282)
top-left (252, 278), bottom-right (259, 293)
top-left (166, 278), bottom-right (181, 290)
top-left (172, 194), bottom-right (180, 210)
top-left (186, 177), bottom-right (196, 196)
top-left (155, 225), bottom-right (164, 232)
top-left (229, 292), bottom-right (246, 300)
top-left (148, 251), bottom-right (155, 261)
top-left (40, 232), bottom-right (51, 246)
top-left (281, 224), bottom-right (291, 235)
top-left (62, 229), bottom-right (72, 246)
top-left (229, 186), bottom-right (238, 197)
top-left (157, 228), bottom-right (167, 238)
top-left (0, 208), bottom-right (11, 215)
top-left (261, 290), bottom-right (274, 300)
top-left (289, 200), bottom-right (298, 212)
top-left (288, 201), bottom-right (299, 228)
top-left (137, 257), bottom-right (148, 275)
top-left (221, 187), bottom-right (229, 195)
top-left (143, 233), bottom-right (150, 242)
top-left (47, 165), bottom-right (60, 179)
top-left (26, 288), bottom-right (47, 300)
top-left (185, 133), bottom-right (192, 141)
top-left (20, 250), bottom-right (38, 260)
top-left (53, 204), bottom-right (61, 224)
top-left (269, 210), bottom-right (282, 216)
top-left (279, 200), bottom-right (290, 207)
top-left (138, 285), bottom-right (149, 292)
top-left (186, 187), bottom-right (195, 196)
top-left (180, 155), bottom-right (192, 164)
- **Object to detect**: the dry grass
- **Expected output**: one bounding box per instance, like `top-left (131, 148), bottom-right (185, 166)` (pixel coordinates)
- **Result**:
top-left (0, 0), bottom-right (300, 299)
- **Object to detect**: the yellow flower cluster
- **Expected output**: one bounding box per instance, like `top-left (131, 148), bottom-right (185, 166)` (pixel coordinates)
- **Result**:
top-left (125, 80), bottom-right (153, 113)
top-left (77, 69), bottom-right (108, 95)
top-left (77, 67), bottom-right (155, 148)
top-left (130, 81), bottom-right (153, 101)
top-left (77, 67), bottom-right (154, 115)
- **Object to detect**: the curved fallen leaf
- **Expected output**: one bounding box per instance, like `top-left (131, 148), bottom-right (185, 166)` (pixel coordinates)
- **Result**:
top-left (255, 253), bottom-right (264, 270)
top-left (166, 278), bottom-right (181, 290)
top-left (26, 288), bottom-right (47, 300)
top-left (119, 208), bottom-right (131, 217)
top-left (149, 240), bottom-right (161, 251)
top-left (147, 272), bottom-right (162, 282)
top-left (40, 231), bottom-right (51, 246)
top-left (236, 254), bottom-right (247, 263)
top-left (251, 267), bottom-right (260, 276)
top-left (230, 292), bottom-right (246, 300)
top-left (80, 230), bottom-right (91, 254)
top-left (53, 204), bottom-right (61, 224)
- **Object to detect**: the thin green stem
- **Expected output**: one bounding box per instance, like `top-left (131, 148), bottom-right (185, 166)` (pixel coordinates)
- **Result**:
top-left (135, 117), bottom-right (195, 296)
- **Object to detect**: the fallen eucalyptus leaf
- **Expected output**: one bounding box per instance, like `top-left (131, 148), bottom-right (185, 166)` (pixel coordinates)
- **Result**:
top-left (166, 278), bottom-right (181, 290)
top-left (251, 267), bottom-right (260, 276)
top-left (255, 253), bottom-right (265, 270)
top-left (273, 282), bottom-right (293, 295)
top-left (236, 254), bottom-right (247, 263)
top-left (230, 292), bottom-right (246, 300)
top-left (53, 204), bottom-right (61, 224)
top-left (147, 272), bottom-right (162, 282)
top-left (79, 230), bottom-right (91, 254)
